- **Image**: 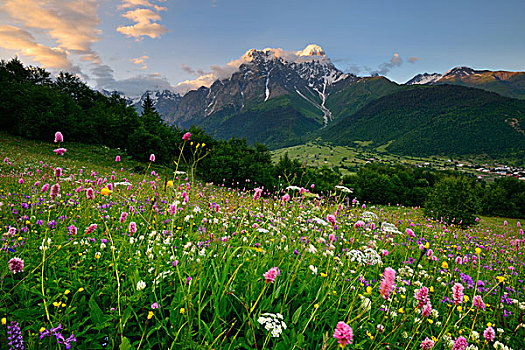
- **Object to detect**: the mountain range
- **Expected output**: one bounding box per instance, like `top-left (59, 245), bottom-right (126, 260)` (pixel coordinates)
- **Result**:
top-left (110, 45), bottom-right (525, 158)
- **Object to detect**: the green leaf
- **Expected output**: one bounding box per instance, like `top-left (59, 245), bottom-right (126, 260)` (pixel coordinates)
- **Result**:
top-left (120, 337), bottom-right (133, 350)
top-left (89, 294), bottom-right (104, 326)
top-left (291, 305), bottom-right (302, 324)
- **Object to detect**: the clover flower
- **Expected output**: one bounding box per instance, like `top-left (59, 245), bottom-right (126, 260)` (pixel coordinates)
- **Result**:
top-left (473, 295), bottom-right (486, 310)
top-left (483, 326), bottom-right (495, 342)
top-left (129, 221), bottom-right (137, 234)
top-left (8, 257), bottom-right (24, 274)
top-left (452, 336), bottom-right (468, 350)
top-left (182, 132), bottom-right (191, 141)
top-left (263, 267), bottom-right (280, 284)
top-left (136, 280), bottom-right (146, 291)
top-left (333, 321), bottom-right (353, 347)
top-left (420, 337), bottom-right (434, 350)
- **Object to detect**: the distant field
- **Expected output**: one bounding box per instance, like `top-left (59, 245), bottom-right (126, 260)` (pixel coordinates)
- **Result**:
top-left (271, 140), bottom-right (512, 178)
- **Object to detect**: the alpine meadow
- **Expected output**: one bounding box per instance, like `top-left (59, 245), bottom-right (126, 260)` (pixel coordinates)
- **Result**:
top-left (1, 1), bottom-right (525, 349)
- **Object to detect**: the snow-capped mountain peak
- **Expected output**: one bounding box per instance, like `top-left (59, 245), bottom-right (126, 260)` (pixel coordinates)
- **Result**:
top-left (406, 73), bottom-right (442, 85)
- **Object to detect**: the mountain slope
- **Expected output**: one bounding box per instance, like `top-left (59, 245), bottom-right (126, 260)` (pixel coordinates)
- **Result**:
top-left (321, 85), bottom-right (525, 158)
top-left (407, 67), bottom-right (525, 99)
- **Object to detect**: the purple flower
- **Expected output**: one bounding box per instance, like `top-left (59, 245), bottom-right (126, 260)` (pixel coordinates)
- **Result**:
top-left (8, 321), bottom-right (24, 350)
top-left (53, 148), bottom-right (67, 156)
top-left (149, 154), bottom-right (155, 162)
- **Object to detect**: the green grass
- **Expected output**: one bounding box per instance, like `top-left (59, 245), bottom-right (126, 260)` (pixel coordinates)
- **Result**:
top-left (1, 135), bottom-right (524, 349)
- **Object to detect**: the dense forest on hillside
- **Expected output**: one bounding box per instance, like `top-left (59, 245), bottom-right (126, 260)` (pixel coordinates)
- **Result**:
top-left (322, 85), bottom-right (525, 159)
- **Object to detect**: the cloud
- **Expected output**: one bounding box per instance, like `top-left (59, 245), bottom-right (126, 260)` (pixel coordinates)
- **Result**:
top-left (408, 56), bottom-right (420, 63)
top-left (131, 55), bottom-right (149, 69)
top-left (99, 73), bottom-right (174, 96)
top-left (176, 44), bottom-right (330, 93)
top-left (2, 0), bottom-right (101, 55)
top-left (116, 0), bottom-right (168, 40)
top-left (0, 0), bottom-right (116, 83)
top-left (117, 8), bottom-right (167, 39)
top-left (0, 24), bottom-right (80, 72)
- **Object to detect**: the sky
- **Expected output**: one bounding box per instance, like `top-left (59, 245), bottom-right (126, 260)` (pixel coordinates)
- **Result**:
top-left (1, 0), bottom-right (525, 96)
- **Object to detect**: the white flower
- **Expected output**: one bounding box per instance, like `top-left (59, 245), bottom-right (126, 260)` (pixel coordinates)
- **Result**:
top-left (312, 217), bottom-right (328, 226)
top-left (309, 265), bottom-right (318, 274)
top-left (136, 280), bottom-right (146, 291)
top-left (335, 185), bottom-right (353, 193)
top-left (307, 244), bottom-right (318, 254)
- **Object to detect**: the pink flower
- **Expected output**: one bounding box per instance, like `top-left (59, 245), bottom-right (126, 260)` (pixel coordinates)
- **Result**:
top-left (54, 131), bottom-right (64, 143)
top-left (119, 212), bottom-right (128, 223)
top-left (452, 336), bottom-right (468, 350)
top-left (414, 286), bottom-right (429, 308)
top-left (282, 193), bottom-right (290, 202)
top-left (168, 203), bottom-right (177, 216)
top-left (151, 302), bottom-right (159, 309)
top-left (452, 283), bottom-right (464, 305)
top-left (68, 225), bottom-right (77, 235)
top-left (41, 183), bottom-right (49, 192)
top-left (86, 224), bottom-right (97, 234)
top-left (333, 321), bottom-right (353, 347)
top-left (115, 155), bottom-right (121, 162)
top-left (406, 228), bottom-right (415, 237)
top-left (50, 183), bottom-right (60, 200)
top-left (18, 178), bottom-right (24, 184)
top-left (86, 188), bottom-right (95, 200)
top-left (421, 301), bottom-right (432, 317)
top-left (129, 221), bottom-right (137, 234)
top-left (149, 154), bottom-right (155, 162)
top-left (182, 132), bottom-right (191, 141)
top-left (379, 267), bottom-right (396, 300)
top-left (263, 267), bottom-right (280, 284)
top-left (53, 148), bottom-right (67, 156)
top-left (472, 295), bottom-right (485, 310)
top-left (354, 220), bottom-right (365, 229)
top-left (327, 214), bottom-right (336, 225)
top-left (253, 187), bottom-right (263, 200)
top-left (55, 167), bottom-right (62, 177)
top-left (420, 337), bottom-right (435, 350)
top-left (483, 326), bottom-right (495, 341)
top-left (504, 220), bottom-right (508, 226)
top-left (8, 257), bottom-right (24, 274)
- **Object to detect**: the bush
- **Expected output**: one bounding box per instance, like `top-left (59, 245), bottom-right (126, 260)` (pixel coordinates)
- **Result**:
top-left (424, 176), bottom-right (481, 226)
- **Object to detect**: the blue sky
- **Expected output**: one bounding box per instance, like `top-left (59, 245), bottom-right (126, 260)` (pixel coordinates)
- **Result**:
top-left (1, 0), bottom-right (524, 95)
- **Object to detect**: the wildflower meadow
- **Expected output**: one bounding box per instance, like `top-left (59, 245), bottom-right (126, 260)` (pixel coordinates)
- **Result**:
top-left (0, 133), bottom-right (524, 350)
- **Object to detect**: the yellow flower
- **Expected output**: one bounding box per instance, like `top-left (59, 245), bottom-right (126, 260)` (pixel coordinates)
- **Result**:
top-left (475, 248), bottom-right (481, 255)
top-left (179, 308), bottom-right (185, 314)
top-left (1, 317), bottom-right (6, 326)
top-left (429, 286), bottom-right (434, 292)
top-left (366, 331), bottom-right (374, 340)
top-left (398, 308), bottom-right (404, 314)
top-left (53, 301), bottom-right (61, 307)
top-left (61, 303), bottom-right (66, 307)
top-left (487, 322), bottom-right (493, 327)
top-left (427, 319), bottom-right (433, 324)
top-left (366, 286), bottom-right (372, 294)
top-left (202, 143), bottom-right (206, 147)
top-left (95, 252), bottom-right (101, 259)
top-left (167, 180), bottom-right (174, 188)
top-left (424, 242), bottom-right (430, 249)
top-left (78, 287), bottom-right (84, 292)
top-left (100, 187), bottom-right (112, 196)
top-left (314, 304), bottom-right (319, 309)
top-left (320, 273), bottom-right (328, 278)
top-left (64, 290), bottom-right (70, 295)
top-left (147, 311), bottom-right (154, 320)
top-left (496, 276), bottom-right (505, 284)
top-left (457, 306), bottom-right (463, 312)
top-left (464, 295), bottom-right (469, 302)
top-left (441, 261), bottom-right (449, 269)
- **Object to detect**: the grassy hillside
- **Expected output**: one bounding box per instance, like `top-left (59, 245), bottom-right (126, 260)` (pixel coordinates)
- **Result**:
top-left (326, 76), bottom-right (401, 119)
top-left (199, 95), bottom-right (323, 149)
top-left (438, 71), bottom-right (525, 100)
top-left (321, 85), bottom-right (525, 160)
